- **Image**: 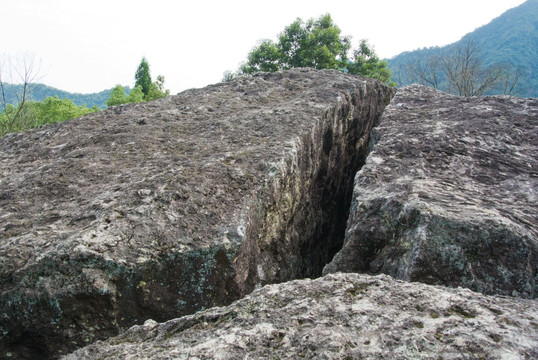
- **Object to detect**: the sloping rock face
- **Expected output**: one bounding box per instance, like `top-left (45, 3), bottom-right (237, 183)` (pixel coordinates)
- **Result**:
top-left (65, 273), bottom-right (538, 359)
top-left (324, 85), bottom-right (538, 298)
top-left (0, 69), bottom-right (394, 359)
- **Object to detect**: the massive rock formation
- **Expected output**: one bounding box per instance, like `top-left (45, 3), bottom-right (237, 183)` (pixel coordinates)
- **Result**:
top-left (65, 85), bottom-right (537, 359)
top-left (65, 273), bottom-right (538, 360)
top-left (0, 69), bottom-right (394, 359)
top-left (3, 69), bottom-right (537, 359)
top-left (324, 85), bottom-right (538, 298)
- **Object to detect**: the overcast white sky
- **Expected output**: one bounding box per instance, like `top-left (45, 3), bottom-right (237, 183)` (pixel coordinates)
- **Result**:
top-left (2, 0), bottom-right (526, 94)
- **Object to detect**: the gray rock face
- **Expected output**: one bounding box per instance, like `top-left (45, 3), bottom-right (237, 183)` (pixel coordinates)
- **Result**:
top-left (65, 272), bottom-right (538, 360)
top-left (324, 85), bottom-right (538, 298)
top-left (0, 69), bottom-right (394, 358)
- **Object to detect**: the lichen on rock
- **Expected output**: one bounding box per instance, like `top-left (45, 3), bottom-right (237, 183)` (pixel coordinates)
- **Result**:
top-left (324, 85), bottom-right (538, 298)
top-left (0, 68), bottom-right (394, 358)
top-left (3, 71), bottom-right (536, 360)
top-left (64, 273), bottom-right (538, 360)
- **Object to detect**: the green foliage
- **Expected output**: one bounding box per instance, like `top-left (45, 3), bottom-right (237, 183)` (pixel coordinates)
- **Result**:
top-left (106, 85), bottom-right (129, 107)
top-left (293, 14), bottom-right (350, 70)
top-left (0, 83), bottom-right (113, 110)
top-left (106, 84), bottom-right (146, 107)
top-left (146, 75), bottom-right (170, 101)
top-left (0, 103), bottom-right (37, 135)
top-left (106, 75), bottom-right (169, 107)
top-left (347, 40), bottom-right (395, 86)
top-left (236, 14), bottom-right (393, 85)
top-left (241, 14), bottom-right (351, 74)
top-left (135, 57), bottom-right (152, 97)
top-left (275, 14), bottom-right (351, 70)
top-left (31, 96), bottom-right (98, 124)
top-left (241, 40), bottom-right (281, 74)
top-left (1, 96), bottom-right (98, 136)
top-left (129, 85), bottom-right (145, 103)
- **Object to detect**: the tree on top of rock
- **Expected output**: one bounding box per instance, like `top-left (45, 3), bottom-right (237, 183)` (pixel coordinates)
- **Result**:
top-left (240, 14), bottom-right (350, 74)
top-left (135, 57), bottom-right (152, 97)
top-left (107, 58), bottom-right (170, 107)
top-left (278, 14), bottom-right (351, 70)
top-left (232, 14), bottom-right (394, 86)
top-left (347, 40), bottom-right (395, 86)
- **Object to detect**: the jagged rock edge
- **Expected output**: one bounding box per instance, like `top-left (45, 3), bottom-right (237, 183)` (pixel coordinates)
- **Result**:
top-left (233, 83), bottom-right (395, 295)
top-left (0, 74), bottom-right (395, 359)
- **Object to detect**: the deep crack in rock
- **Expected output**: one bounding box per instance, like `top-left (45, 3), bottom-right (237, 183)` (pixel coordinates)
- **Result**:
top-left (0, 69), bottom-right (394, 359)
top-left (324, 85), bottom-right (538, 298)
top-left (234, 86), bottom-right (393, 295)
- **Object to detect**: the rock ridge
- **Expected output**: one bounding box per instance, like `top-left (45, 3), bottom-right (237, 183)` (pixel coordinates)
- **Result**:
top-left (3, 72), bottom-right (536, 359)
top-left (0, 68), bottom-right (394, 358)
top-left (64, 84), bottom-right (538, 359)
top-left (65, 272), bottom-right (538, 360)
top-left (324, 84), bottom-right (538, 298)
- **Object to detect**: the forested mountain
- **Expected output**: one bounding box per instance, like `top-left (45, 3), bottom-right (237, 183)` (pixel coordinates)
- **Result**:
top-left (388, 0), bottom-right (537, 97)
top-left (1, 83), bottom-right (128, 109)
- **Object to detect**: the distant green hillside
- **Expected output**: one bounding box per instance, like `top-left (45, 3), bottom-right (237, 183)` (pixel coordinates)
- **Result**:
top-left (1, 83), bottom-right (129, 109)
top-left (388, 0), bottom-right (537, 97)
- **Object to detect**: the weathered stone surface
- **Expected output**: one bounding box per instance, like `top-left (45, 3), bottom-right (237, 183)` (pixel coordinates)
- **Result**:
top-left (64, 272), bottom-right (538, 359)
top-left (324, 85), bottom-right (538, 298)
top-left (0, 68), bottom-right (394, 358)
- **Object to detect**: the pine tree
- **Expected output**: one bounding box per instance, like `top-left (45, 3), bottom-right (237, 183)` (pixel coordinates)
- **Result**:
top-left (134, 57), bottom-right (152, 97)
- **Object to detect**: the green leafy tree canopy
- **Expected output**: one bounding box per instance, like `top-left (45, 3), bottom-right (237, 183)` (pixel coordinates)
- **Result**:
top-left (105, 85), bottom-right (146, 107)
top-left (135, 57), bottom-right (152, 97)
top-left (241, 14), bottom-right (350, 74)
top-left (106, 59), bottom-right (170, 107)
top-left (146, 75), bottom-right (170, 101)
top-left (106, 85), bottom-right (129, 107)
top-left (1, 96), bottom-right (98, 136)
top-left (235, 14), bottom-right (394, 85)
top-left (348, 40), bottom-right (395, 86)
top-left (32, 96), bottom-right (98, 125)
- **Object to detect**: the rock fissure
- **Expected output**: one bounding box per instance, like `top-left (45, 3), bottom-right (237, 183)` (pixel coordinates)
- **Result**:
top-left (234, 86), bottom-right (393, 295)
top-left (323, 85), bottom-right (538, 299)
top-left (0, 69), bottom-right (395, 359)
top-left (3, 72), bottom-right (535, 359)
top-left (63, 81), bottom-right (538, 360)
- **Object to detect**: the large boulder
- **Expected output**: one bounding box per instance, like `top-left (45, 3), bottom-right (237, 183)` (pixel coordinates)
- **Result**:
top-left (65, 272), bottom-right (538, 359)
top-left (324, 85), bottom-right (538, 298)
top-left (0, 69), bottom-right (394, 358)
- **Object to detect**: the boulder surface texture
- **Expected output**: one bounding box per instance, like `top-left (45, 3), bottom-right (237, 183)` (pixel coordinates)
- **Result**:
top-left (65, 273), bottom-right (538, 360)
top-left (324, 85), bottom-right (538, 298)
top-left (67, 85), bottom-right (538, 359)
top-left (0, 69), bottom-right (394, 359)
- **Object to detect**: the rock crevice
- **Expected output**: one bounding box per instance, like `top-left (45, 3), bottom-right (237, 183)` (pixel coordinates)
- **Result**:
top-left (3, 73), bottom-right (536, 359)
top-left (64, 83), bottom-right (538, 360)
top-left (0, 69), bottom-right (394, 359)
top-left (234, 84), bottom-right (393, 295)
top-left (324, 85), bottom-right (538, 298)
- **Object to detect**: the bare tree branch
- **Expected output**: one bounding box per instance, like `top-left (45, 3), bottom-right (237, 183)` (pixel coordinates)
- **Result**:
top-left (0, 53), bottom-right (39, 136)
top-left (400, 39), bottom-right (521, 97)
top-left (441, 40), bottom-right (518, 97)
top-left (499, 64), bottom-right (522, 95)
top-left (406, 51), bottom-right (442, 89)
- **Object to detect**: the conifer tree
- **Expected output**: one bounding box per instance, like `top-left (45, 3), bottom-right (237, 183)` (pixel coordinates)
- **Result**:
top-left (135, 57), bottom-right (152, 97)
